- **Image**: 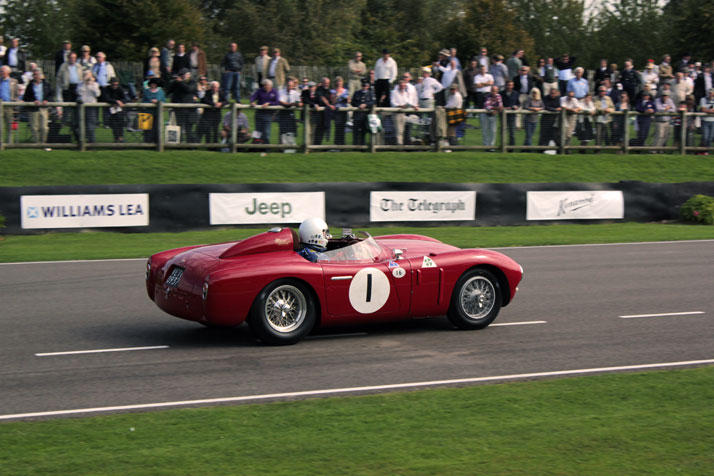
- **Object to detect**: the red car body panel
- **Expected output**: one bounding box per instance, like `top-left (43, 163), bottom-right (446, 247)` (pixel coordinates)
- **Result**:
top-left (146, 228), bottom-right (523, 329)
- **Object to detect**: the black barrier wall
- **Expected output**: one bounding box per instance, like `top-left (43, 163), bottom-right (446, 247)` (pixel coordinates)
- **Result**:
top-left (2, 182), bottom-right (713, 235)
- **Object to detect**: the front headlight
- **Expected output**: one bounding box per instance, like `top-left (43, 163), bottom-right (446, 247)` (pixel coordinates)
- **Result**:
top-left (202, 280), bottom-right (209, 300)
top-left (146, 259), bottom-right (152, 280)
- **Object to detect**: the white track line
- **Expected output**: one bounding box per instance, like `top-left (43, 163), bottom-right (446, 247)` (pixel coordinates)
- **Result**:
top-left (619, 311), bottom-right (705, 319)
top-left (3, 239), bottom-right (714, 266)
top-left (491, 320), bottom-right (546, 327)
top-left (35, 345), bottom-right (169, 357)
top-left (2, 358), bottom-right (712, 421)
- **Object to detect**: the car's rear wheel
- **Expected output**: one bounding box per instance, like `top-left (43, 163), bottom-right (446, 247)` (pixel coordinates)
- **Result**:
top-left (447, 268), bottom-right (502, 330)
top-left (249, 279), bottom-right (316, 345)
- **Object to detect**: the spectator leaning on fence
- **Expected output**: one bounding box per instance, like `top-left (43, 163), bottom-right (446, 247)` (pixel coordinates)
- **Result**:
top-left (198, 80), bottom-right (225, 144)
top-left (220, 42), bottom-right (243, 102)
top-left (250, 78), bottom-right (279, 144)
top-left (699, 88), bottom-right (714, 153)
top-left (390, 77), bottom-right (414, 146)
top-left (22, 68), bottom-right (54, 143)
top-left (653, 90), bottom-right (675, 149)
top-left (523, 87), bottom-right (543, 147)
top-left (482, 85), bottom-right (502, 148)
top-left (102, 76), bottom-right (128, 143)
top-left (594, 85), bottom-right (615, 147)
top-left (351, 78), bottom-right (375, 146)
top-left (500, 80), bottom-right (519, 146)
top-left (141, 77), bottom-right (165, 143)
top-left (169, 68), bottom-right (199, 143)
top-left (77, 70), bottom-right (101, 143)
top-left (278, 76), bottom-right (301, 141)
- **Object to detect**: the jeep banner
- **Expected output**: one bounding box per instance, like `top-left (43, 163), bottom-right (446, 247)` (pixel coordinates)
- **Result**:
top-left (20, 194), bottom-right (149, 229)
top-left (526, 191), bottom-right (624, 220)
top-left (209, 192), bottom-right (325, 225)
top-left (370, 191), bottom-right (476, 222)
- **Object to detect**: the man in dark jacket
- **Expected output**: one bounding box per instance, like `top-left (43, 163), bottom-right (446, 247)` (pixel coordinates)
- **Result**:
top-left (351, 79), bottom-right (376, 145)
top-left (220, 42), bottom-right (244, 102)
top-left (101, 77), bottom-right (128, 143)
top-left (22, 69), bottom-right (54, 143)
top-left (2, 38), bottom-right (27, 78)
top-left (168, 68), bottom-right (198, 142)
top-left (198, 81), bottom-right (226, 144)
top-left (619, 59), bottom-right (642, 100)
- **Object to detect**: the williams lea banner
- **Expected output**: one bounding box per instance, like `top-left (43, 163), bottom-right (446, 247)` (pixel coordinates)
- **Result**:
top-left (21, 194), bottom-right (149, 229)
top-left (526, 191), bottom-right (624, 220)
top-left (370, 191), bottom-right (476, 222)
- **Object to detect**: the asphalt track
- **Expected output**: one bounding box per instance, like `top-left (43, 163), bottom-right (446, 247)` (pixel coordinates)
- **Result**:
top-left (1, 240), bottom-right (713, 421)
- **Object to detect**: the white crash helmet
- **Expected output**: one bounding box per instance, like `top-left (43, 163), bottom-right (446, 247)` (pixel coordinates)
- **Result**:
top-left (298, 217), bottom-right (332, 249)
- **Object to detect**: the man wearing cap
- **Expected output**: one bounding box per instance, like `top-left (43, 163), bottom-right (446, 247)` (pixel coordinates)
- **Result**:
top-left (374, 49), bottom-right (398, 107)
top-left (268, 48), bottom-right (290, 89)
top-left (351, 79), bottom-right (376, 146)
top-left (168, 68), bottom-right (199, 143)
top-left (255, 46), bottom-right (271, 85)
top-left (417, 67), bottom-right (443, 109)
top-left (653, 90), bottom-right (675, 149)
top-left (91, 52), bottom-right (116, 89)
top-left (348, 52), bottom-right (366, 97)
top-left (78, 45), bottom-right (96, 71)
top-left (642, 63), bottom-right (659, 94)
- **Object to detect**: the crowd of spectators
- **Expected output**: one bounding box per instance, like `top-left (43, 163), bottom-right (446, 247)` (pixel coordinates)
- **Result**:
top-left (2, 35), bottom-right (714, 152)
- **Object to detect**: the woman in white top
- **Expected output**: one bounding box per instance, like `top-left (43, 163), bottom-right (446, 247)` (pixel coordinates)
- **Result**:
top-left (76, 70), bottom-right (101, 143)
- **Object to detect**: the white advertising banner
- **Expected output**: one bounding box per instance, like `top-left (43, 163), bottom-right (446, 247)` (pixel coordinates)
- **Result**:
top-left (21, 194), bottom-right (149, 229)
top-left (370, 191), bottom-right (476, 222)
top-left (526, 191), bottom-right (624, 220)
top-left (210, 192), bottom-right (325, 225)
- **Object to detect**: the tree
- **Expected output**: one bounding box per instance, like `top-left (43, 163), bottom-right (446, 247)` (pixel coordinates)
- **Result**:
top-left (445, 0), bottom-right (535, 65)
top-left (507, 0), bottom-right (589, 60)
top-left (664, 0), bottom-right (714, 62)
top-left (587, 0), bottom-right (669, 68)
top-left (70, 0), bottom-right (209, 62)
top-left (1, 0), bottom-right (73, 59)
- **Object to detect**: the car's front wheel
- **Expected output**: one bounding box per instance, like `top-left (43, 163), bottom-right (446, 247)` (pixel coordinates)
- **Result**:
top-left (447, 268), bottom-right (502, 330)
top-left (249, 279), bottom-right (316, 345)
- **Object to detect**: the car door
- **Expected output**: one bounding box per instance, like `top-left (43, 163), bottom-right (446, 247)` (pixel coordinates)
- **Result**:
top-left (407, 254), bottom-right (445, 317)
top-left (321, 258), bottom-right (412, 319)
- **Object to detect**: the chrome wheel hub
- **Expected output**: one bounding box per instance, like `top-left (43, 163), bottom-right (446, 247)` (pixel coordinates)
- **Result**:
top-left (265, 285), bottom-right (307, 333)
top-left (459, 276), bottom-right (495, 319)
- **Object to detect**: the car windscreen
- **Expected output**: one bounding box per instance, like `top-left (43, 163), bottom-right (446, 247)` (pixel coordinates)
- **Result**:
top-left (318, 234), bottom-right (383, 262)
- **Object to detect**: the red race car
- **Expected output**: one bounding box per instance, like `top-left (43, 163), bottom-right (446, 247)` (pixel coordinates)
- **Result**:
top-left (146, 227), bottom-right (523, 345)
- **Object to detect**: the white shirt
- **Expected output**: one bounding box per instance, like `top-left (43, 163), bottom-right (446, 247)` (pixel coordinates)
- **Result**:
top-left (417, 76), bottom-right (444, 99)
top-left (279, 87), bottom-right (300, 104)
top-left (375, 57), bottom-right (398, 82)
top-left (474, 73), bottom-right (494, 93)
top-left (560, 96), bottom-right (581, 110)
top-left (438, 64), bottom-right (457, 87)
top-left (390, 87), bottom-right (412, 107)
top-left (393, 82), bottom-right (417, 106)
top-left (446, 91), bottom-right (463, 108)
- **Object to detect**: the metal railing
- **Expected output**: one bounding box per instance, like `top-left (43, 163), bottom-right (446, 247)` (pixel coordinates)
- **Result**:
top-left (1, 100), bottom-right (712, 154)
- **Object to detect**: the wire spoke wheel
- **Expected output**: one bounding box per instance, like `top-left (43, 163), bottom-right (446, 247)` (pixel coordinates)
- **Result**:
top-left (459, 276), bottom-right (496, 319)
top-left (264, 284), bottom-right (307, 333)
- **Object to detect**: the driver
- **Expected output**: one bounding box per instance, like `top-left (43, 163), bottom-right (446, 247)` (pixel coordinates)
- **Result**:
top-left (297, 217), bottom-right (332, 262)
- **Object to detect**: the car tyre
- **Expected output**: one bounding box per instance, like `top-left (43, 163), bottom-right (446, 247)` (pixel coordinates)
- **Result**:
top-left (447, 268), bottom-right (502, 330)
top-left (249, 279), bottom-right (316, 345)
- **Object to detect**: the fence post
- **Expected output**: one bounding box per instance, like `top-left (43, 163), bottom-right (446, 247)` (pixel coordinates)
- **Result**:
top-left (500, 109), bottom-right (508, 153)
top-left (623, 110), bottom-right (630, 155)
top-left (231, 103), bottom-right (238, 154)
top-left (0, 101), bottom-right (4, 151)
top-left (679, 109), bottom-right (687, 155)
top-left (303, 104), bottom-right (311, 154)
top-left (79, 103), bottom-right (86, 152)
top-left (369, 105), bottom-right (377, 154)
top-left (559, 109), bottom-right (566, 155)
top-left (157, 102), bottom-right (164, 152)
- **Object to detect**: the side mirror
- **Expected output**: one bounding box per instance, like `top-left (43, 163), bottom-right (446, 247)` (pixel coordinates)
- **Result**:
top-left (393, 248), bottom-right (404, 260)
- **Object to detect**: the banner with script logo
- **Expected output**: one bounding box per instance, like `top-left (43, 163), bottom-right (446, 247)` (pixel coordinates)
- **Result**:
top-left (21, 194), bottom-right (149, 229)
top-left (209, 192), bottom-right (325, 225)
top-left (526, 191), bottom-right (624, 220)
top-left (370, 191), bottom-right (476, 222)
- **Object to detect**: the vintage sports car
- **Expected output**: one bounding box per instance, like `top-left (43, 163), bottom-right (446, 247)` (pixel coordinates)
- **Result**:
top-left (146, 227), bottom-right (523, 345)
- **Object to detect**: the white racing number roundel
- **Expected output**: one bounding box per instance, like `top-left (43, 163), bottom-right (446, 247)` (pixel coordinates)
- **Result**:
top-left (348, 268), bottom-right (390, 314)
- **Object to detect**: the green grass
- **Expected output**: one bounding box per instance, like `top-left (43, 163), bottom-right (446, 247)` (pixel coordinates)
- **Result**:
top-left (1, 366), bottom-right (712, 475)
top-left (1, 149), bottom-right (714, 186)
top-left (2, 223), bottom-right (713, 263)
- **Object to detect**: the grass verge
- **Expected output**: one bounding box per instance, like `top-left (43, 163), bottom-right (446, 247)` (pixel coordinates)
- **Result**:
top-left (1, 366), bottom-right (712, 475)
top-left (2, 223), bottom-right (714, 263)
top-left (2, 149), bottom-right (714, 186)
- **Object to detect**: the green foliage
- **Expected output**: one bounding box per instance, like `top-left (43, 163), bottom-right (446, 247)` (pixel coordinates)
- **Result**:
top-left (665, 0), bottom-right (714, 61)
top-left (0, 0), bottom-right (74, 58)
top-left (680, 194), bottom-right (714, 225)
top-left (447, 0), bottom-right (535, 63)
top-left (69, 0), bottom-right (208, 62)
